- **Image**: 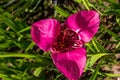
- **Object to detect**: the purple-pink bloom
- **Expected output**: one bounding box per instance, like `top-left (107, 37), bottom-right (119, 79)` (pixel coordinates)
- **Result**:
top-left (31, 10), bottom-right (100, 80)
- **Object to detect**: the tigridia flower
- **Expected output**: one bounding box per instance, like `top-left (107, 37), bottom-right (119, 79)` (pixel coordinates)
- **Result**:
top-left (31, 10), bottom-right (100, 80)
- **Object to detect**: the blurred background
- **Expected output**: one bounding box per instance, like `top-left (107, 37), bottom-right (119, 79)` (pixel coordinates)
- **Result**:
top-left (0, 0), bottom-right (120, 80)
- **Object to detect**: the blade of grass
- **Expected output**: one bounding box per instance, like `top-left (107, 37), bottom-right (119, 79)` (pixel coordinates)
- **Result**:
top-left (82, 0), bottom-right (90, 10)
top-left (25, 42), bottom-right (35, 52)
top-left (86, 53), bottom-right (110, 68)
top-left (0, 15), bottom-right (18, 32)
top-left (18, 27), bottom-right (30, 34)
top-left (54, 6), bottom-right (70, 17)
top-left (0, 53), bottom-right (36, 58)
top-left (101, 26), bottom-right (120, 39)
top-left (99, 72), bottom-right (120, 77)
top-left (86, 43), bottom-right (96, 53)
top-left (92, 38), bottom-right (107, 52)
top-left (90, 57), bottom-right (103, 80)
top-left (92, 38), bottom-right (101, 52)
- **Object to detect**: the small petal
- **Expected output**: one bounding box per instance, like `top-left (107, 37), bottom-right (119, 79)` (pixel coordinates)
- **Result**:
top-left (65, 10), bottom-right (100, 42)
top-left (31, 19), bottom-right (60, 51)
top-left (51, 48), bottom-right (86, 80)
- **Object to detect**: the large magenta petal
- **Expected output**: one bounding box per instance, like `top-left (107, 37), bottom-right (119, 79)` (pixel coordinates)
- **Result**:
top-left (65, 10), bottom-right (100, 42)
top-left (51, 48), bottom-right (86, 80)
top-left (31, 19), bottom-right (60, 51)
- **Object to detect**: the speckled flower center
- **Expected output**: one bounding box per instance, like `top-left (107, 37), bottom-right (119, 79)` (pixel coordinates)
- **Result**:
top-left (51, 26), bottom-right (83, 53)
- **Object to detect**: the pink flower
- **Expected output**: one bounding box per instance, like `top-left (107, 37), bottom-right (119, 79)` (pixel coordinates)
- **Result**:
top-left (31, 10), bottom-right (100, 80)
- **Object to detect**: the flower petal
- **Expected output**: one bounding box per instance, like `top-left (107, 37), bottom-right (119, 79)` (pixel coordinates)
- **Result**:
top-left (31, 19), bottom-right (60, 51)
top-left (51, 48), bottom-right (86, 80)
top-left (65, 10), bottom-right (100, 42)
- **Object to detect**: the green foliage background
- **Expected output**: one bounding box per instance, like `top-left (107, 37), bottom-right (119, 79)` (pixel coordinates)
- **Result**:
top-left (0, 0), bottom-right (120, 80)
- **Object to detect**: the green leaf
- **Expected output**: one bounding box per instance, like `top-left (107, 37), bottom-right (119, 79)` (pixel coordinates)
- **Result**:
top-left (33, 67), bottom-right (42, 77)
top-left (116, 42), bottom-right (120, 49)
top-left (0, 73), bottom-right (13, 80)
top-left (86, 53), bottom-right (110, 68)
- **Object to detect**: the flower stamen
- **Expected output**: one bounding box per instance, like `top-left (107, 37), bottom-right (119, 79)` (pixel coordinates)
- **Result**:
top-left (51, 25), bottom-right (84, 53)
